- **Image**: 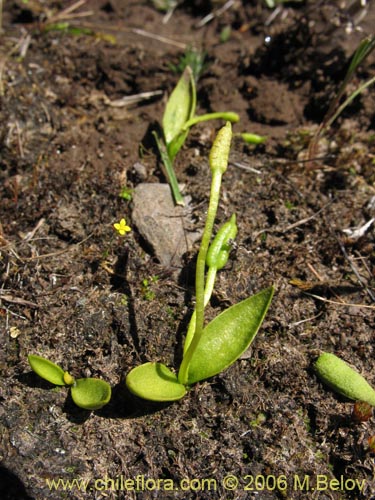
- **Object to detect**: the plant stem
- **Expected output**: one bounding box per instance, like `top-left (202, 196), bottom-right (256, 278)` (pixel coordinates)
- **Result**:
top-left (178, 122), bottom-right (232, 385)
top-left (178, 171), bottom-right (222, 384)
top-left (183, 266), bottom-right (217, 355)
top-left (183, 111), bottom-right (239, 130)
top-left (152, 131), bottom-right (185, 206)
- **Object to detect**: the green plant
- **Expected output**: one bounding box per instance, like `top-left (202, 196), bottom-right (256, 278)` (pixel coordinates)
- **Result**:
top-left (126, 123), bottom-right (274, 401)
top-left (28, 354), bottom-right (111, 410)
top-left (308, 35), bottom-right (375, 165)
top-left (151, 0), bottom-right (178, 13)
top-left (169, 46), bottom-right (207, 83)
top-left (141, 275), bottom-right (159, 301)
top-left (315, 352), bottom-right (375, 406)
top-left (153, 66), bottom-right (240, 205)
top-left (119, 186), bottom-right (133, 201)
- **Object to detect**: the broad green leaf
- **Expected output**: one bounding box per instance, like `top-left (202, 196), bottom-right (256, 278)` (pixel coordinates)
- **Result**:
top-left (162, 66), bottom-right (196, 148)
top-left (315, 353), bottom-right (375, 406)
top-left (126, 362), bottom-right (187, 402)
top-left (186, 287), bottom-right (274, 385)
top-left (28, 354), bottom-right (66, 386)
top-left (70, 378), bottom-right (112, 410)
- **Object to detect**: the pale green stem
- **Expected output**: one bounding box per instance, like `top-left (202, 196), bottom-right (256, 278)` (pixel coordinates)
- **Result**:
top-left (178, 170), bottom-right (222, 384)
top-left (152, 131), bottom-right (185, 206)
top-left (183, 266), bottom-right (217, 355)
top-left (183, 112), bottom-right (239, 130)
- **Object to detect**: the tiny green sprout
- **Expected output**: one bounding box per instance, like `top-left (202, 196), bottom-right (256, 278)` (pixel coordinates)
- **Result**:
top-left (315, 353), bottom-right (375, 407)
top-left (113, 218), bottom-right (131, 236)
top-left (219, 26), bottom-right (231, 43)
top-left (28, 354), bottom-right (111, 411)
top-left (141, 277), bottom-right (157, 301)
top-left (119, 186), bottom-right (133, 201)
top-left (151, 0), bottom-right (177, 14)
top-left (126, 123), bottom-right (274, 401)
top-left (169, 46), bottom-right (207, 83)
top-left (155, 65), bottom-right (240, 205)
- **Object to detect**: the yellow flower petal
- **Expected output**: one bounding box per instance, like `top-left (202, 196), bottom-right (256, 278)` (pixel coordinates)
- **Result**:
top-left (114, 218), bottom-right (131, 236)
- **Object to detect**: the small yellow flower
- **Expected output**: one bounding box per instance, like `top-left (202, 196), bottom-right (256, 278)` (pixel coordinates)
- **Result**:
top-left (114, 218), bottom-right (131, 236)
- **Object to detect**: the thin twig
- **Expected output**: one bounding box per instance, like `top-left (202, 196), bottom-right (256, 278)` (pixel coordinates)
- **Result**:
top-left (47, 0), bottom-right (93, 24)
top-left (288, 311), bottom-right (324, 328)
top-left (196, 0), bottom-right (236, 28)
top-left (106, 90), bottom-right (163, 107)
top-left (231, 161), bottom-right (262, 175)
top-left (131, 28), bottom-right (187, 49)
top-left (253, 202), bottom-right (333, 238)
top-left (305, 292), bottom-right (375, 310)
top-left (0, 294), bottom-right (38, 308)
top-left (336, 237), bottom-right (375, 302)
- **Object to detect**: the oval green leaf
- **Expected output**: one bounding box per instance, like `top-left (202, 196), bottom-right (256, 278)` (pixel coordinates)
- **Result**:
top-left (315, 352), bottom-right (375, 406)
top-left (28, 354), bottom-right (66, 386)
top-left (70, 378), bottom-right (112, 410)
top-left (126, 362), bottom-right (187, 402)
top-left (186, 286), bottom-right (274, 385)
top-left (162, 66), bottom-right (196, 147)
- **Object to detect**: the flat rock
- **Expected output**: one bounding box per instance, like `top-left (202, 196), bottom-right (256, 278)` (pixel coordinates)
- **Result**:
top-left (132, 183), bottom-right (201, 267)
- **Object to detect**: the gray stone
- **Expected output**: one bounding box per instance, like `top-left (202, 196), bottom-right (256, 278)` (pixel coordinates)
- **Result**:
top-left (132, 183), bottom-right (201, 267)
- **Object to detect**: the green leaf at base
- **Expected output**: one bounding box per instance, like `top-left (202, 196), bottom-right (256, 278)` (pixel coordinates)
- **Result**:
top-left (28, 354), bottom-right (66, 386)
top-left (186, 286), bottom-right (274, 385)
top-left (126, 362), bottom-right (187, 402)
top-left (70, 378), bottom-right (112, 410)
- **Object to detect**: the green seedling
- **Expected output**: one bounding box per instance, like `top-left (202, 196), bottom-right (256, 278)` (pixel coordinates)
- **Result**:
top-left (119, 186), bottom-right (133, 201)
top-left (169, 46), bottom-right (207, 83)
top-left (220, 26), bottom-right (231, 44)
top-left (126, 123), bottom-right (274, 401)
top-left (315, 352), bottom-right (375, 406)
top-left (42, 22), bottom-right (116, 44)
top-left (28, 354), bottom-right (111, 410)
top-left (154, 66), bottom-right (240, 205)
top-left (141, 276), bottom-right (159, 301)
top-left (308, 35), bottom-right (375, 165)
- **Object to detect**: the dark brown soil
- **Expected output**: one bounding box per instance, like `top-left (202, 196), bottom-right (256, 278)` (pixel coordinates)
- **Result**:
top-left (1, 1), bottom-right (375, 499)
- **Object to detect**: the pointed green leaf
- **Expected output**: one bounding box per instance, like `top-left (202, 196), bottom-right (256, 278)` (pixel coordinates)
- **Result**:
top-left (186, 287), bottom-right (274, 385)
top-left (162, 66), bottom-right (196, 148)
top-left (126, 362), bottom-right (187, 402)
top-left (70, 378), bottom-right (112, 410)
top-left (28, 354), bottom-right (66, 386)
